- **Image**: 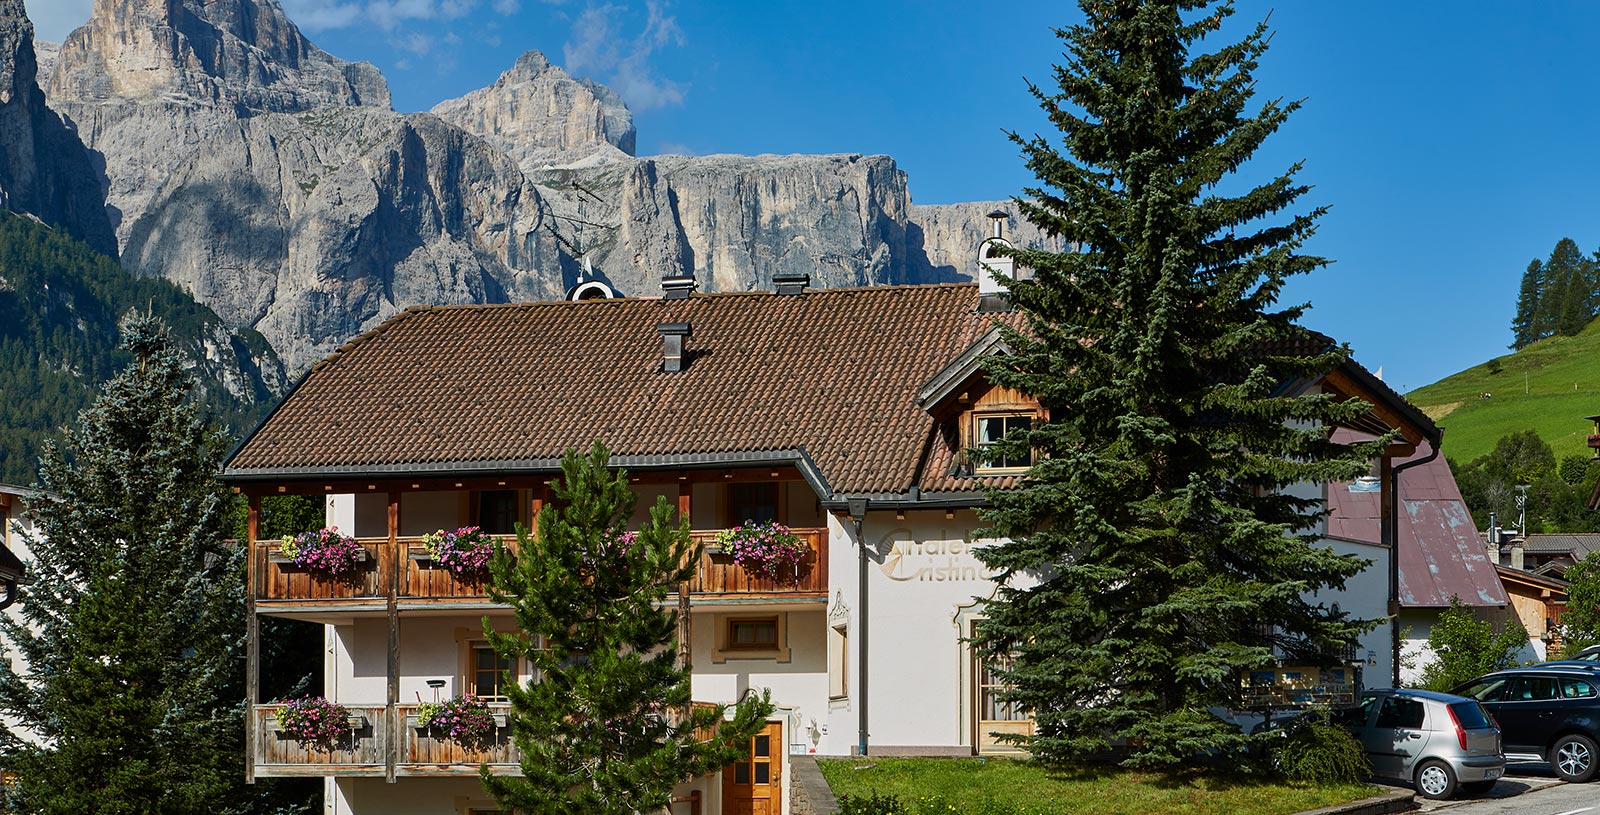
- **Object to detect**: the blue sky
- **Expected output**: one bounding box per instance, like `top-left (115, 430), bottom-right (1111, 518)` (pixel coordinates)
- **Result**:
top-left (25, 1), bottom-right (1600, 395)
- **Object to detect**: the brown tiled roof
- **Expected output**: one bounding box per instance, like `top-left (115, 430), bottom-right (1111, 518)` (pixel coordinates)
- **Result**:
top-left (225, 284), bottom-right (1006, 496)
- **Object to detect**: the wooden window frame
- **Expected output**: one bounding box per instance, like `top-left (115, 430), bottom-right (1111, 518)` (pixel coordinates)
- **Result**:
top-left (455, 629), bottom-right (527, 701)
top-left (712, 613), bottom-right (790, 663)
top-left (972, 411), bottom-right (1036, 474)
top-left (827, 621), bottom-right (849, 701)
top-left (726, 617), bottom-right (780, 651)
top-left (723, 481), bottom-right (785, 528)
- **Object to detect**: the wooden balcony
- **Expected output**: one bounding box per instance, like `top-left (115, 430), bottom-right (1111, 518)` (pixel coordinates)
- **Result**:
top-left (252, 529), bottom-right (827, 610)
top-left (252, 702), bottom-right (728, 778)
top-left (252, 704), bottom-right (387, 777)
top-left (684, 529), bottom-right (828, 599)
top-left (398, 703), bottom-right (520, 775)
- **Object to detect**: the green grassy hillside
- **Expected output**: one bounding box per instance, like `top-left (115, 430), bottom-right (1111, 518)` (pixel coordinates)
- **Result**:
top-left (1407, 321), bottom-right (1600, 463)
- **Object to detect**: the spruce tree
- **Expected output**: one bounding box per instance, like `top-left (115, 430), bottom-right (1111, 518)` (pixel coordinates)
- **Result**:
top-left (973, 0), bottom-right (1392, 767)
top-left (1537, 238), bottom-right (1583, 338)
top-left (1510, 258), bottom-right (1543, 349)
top-left (483, 443), bottom-right (771, 814)
top-left (0, 316), bottom-right (287, 814)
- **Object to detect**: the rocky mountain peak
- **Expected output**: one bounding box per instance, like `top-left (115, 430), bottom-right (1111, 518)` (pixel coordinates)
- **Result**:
top-left (0, 0), bottom-right (116, 254)
top-left (47, 0), bottom-right (389, 111)
top-left (431, 48), bottom-right (635, 170)
top-left (0, 0), bottom-right (37, 104)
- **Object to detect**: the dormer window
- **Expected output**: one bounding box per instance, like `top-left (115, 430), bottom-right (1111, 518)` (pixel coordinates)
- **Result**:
top-left (975, 412), bottom-right (1034, 472)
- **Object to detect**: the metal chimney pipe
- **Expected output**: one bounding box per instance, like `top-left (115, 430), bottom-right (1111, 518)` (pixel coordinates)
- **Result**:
top-left (658, 322), bottom-right (692, 372)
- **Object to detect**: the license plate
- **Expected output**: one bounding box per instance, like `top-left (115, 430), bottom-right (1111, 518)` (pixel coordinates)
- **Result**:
top-left (1484, 768), bottom-right (1502, 780)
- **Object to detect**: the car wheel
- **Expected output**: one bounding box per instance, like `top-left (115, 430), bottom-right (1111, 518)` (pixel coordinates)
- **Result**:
top-left (1460, 780), bottom-right (1496, 795)
top-left (1552, 734), bottom-right (1599, 783)
top-left (1415, 759), bottom-right (1458, 800)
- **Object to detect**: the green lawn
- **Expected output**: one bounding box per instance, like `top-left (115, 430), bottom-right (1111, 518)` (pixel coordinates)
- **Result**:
top-left (1407, 319), bottom-right (1600, 463)
top-left (817, 757), bottom-right (1379, 815)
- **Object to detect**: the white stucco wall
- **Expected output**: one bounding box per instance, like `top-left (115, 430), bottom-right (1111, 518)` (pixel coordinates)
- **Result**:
top-left (1313, 536), bottom-right (1394, 691)
top-left (824, 509), bottom-right (1005, 756)
top-left (690, 609), bottom-right (828, 755)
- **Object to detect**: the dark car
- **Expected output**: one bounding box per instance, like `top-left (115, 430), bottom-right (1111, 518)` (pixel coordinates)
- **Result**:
top-left (1452, 666), bottom-right (1600, 782)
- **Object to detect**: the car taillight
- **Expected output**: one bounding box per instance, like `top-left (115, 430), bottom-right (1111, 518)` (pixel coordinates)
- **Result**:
top-left (1447, 704), bottom-right (1467, 750)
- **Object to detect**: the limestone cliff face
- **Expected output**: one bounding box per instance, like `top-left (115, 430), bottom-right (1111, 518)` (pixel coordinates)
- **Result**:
top-left (0, 0), bottom-right (115, 254)
top-left (908, 201), bottom-right (1067, 282)
top-left (527, 153), bottom-right (934, 299)
top-left (30, 37), bottom-right (51, 84)
top-left (28, 0), bottom-right (1067, 376)
top-left (118, 107), bottom-right (563, 370)
top-left (48, 0), bottom-right (387, 110)
top-left (430, 50), bottom-right (634, 169)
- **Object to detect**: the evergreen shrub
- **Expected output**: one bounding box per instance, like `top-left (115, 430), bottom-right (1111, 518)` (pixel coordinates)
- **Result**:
top-left (1268, 713), bottom-right (1370, 785)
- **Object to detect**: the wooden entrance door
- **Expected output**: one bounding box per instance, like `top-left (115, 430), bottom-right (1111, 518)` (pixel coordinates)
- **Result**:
top-left (723, 720), bottom-right (782, 815)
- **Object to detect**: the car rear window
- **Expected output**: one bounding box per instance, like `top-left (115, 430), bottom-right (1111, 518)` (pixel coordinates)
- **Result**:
top-left (1449, 701), bottom-right (1493, 730)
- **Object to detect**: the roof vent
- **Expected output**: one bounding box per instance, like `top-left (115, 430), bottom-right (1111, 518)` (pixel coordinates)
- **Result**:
top-left (773, 273), bottom-right (810, 296)
top-left (661, 275), bottom-right (696, 301)
top-left (658, 322), bottom-right (693, 372)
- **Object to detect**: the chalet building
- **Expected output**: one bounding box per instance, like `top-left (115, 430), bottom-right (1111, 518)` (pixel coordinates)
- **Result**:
top-left (223, 263), bottom-right (1439, 814)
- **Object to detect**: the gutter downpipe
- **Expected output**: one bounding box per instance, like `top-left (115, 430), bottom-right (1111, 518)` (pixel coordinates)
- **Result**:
top-left (847, 497), bottom-right (869, 756)
top-left (1389, 428), bottom-right (1443, 688)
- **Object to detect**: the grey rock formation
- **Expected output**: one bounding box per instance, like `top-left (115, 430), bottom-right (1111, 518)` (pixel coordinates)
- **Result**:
top-left (49, 0), bottom-right (387, 110)
top-left (0, 0), bottom-right (115, 254)
top-left (29, 0), bottom-right (1068, 376)
top-left (908, 201), bottom-right (1067, 282)
top-left (30, 37), bottom-right (51, 83)
top-left (431, 50), bottom-right (634, 170)
top-left (529, 153), bottom-right (932, 299)
top-left (118, 107), bottom-right (563, 370)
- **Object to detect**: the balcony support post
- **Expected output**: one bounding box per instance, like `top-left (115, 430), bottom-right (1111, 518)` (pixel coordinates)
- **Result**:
top-left (677, 481), bottom-right (693, 718)
top-left (386, 491), bottom-right (400, 783)
top-left (245, 492), bottom-right (261, 784)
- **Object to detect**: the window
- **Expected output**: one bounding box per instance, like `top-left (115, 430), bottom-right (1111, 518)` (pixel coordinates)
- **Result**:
top-left (727, 617), bottom-right (779, 650)
top-left (477, 490), bottom-right (520, 535)
top-left (1506, 676), bottom-right (1558, 702)
top-left (1374, 696), bottom-right (1425, 729)
top-left (1562, 679), bottom-right (1598, 699)
top-left (727, 483), bottom-right (779, 526)
top-left (713, 613), bottom-right (789, 663)
top-left (975, 413), bottom-right (1033, 471)
top-left (1458, 678), bottom-right (1508, 702)
top-left (827, 622), bottom-right (848, 700)
top-left (469, 642), bottom-right (516, 701)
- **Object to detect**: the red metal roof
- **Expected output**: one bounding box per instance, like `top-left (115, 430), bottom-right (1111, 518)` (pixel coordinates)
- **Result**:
top-left (1326, 431), bottom-right (1508, 608)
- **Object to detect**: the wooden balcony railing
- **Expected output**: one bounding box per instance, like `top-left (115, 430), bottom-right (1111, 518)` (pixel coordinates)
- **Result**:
top-left (253, 529), bottom-right (827, 607)
top-left (252, 704), bottom-right (387, 776)
top-left (398, 703), bottom-right (520, 771)
top-left (252, 702), bottom-right (729, 777)
top-left (684, 529), bottom-right (828, 597)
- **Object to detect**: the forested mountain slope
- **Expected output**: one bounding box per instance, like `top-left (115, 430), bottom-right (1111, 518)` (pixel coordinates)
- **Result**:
top-left (0, 211), bottom-right (284, 482)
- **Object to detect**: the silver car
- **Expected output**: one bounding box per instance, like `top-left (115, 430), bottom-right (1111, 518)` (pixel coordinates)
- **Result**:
top-left (1334, 689), bottom-right (1505, 799)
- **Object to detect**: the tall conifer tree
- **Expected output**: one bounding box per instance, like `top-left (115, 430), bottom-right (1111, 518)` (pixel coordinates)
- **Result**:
top-left (483, 444), bottom-right (771, 814)
top-left (973, 1), bottom-right (1391, 767)
top-left (0, 316), bottom-right (286, 814)
top-left (1510, 258), bottom-right (1544, 349)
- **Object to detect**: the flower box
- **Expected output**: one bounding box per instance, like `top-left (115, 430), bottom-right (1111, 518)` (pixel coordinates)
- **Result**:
top-left (270, 548), bottom-right (368, 566)
top-left (408, 713), bottom-right (507, 729)
top-left (266, 714), bottom-right (369, 731)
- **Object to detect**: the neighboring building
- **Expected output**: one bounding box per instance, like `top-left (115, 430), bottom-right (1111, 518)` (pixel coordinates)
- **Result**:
top-left (1326, 442), bottom-right (1514, 682)
top-left (1516, 533), bottom-right (1600, 578)
top-left (1488, 563), bottom-right (1568, 658)
top-left (223, 268), bottom-right (1439, 814)
top-left (0, 486), bottom-right (28, 608)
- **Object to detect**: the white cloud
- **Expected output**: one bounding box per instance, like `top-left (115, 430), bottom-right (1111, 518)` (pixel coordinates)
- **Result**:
top-left (22, 0), bottom-right (92, 43)
top-left (393, 32), bottom-right (434, 55)
top-left (564, 1), bottom-right (686, 111)
top-left (280, 0), bottom-right (364, 31)
top-left (493, 0), bottom-right (522, 12)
